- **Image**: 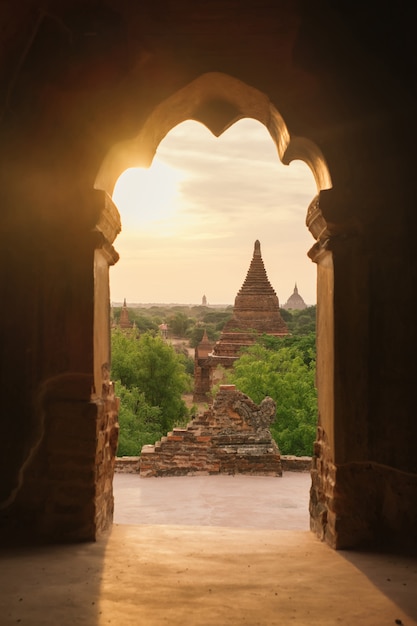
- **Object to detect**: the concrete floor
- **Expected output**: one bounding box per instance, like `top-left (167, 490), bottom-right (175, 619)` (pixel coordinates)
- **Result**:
top-left (1, 473), bottom-right (417, 626)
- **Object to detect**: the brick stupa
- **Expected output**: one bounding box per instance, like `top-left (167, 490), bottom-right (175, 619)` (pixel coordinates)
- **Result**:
top-left (209, 240), bottom-right (289, 368)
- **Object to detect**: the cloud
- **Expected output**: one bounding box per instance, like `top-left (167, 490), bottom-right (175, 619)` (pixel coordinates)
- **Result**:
top-left (111, 118), bottom-right (318, 305)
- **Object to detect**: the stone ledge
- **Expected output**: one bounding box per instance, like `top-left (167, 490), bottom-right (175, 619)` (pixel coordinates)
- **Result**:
top-left (114, 455), bottom-right (312, 474)
top-left (114, 457), bottom-right (140, 473)
top-left (280, 455), bottom-right (312, 472)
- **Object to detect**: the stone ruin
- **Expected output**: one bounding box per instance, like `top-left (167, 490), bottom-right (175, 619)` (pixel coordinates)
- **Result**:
top-left (139, 385), bottom-right (282, 477)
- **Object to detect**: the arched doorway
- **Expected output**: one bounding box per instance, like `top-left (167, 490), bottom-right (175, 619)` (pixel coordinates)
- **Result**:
top-left (94, 70), bottom-right (333, 538)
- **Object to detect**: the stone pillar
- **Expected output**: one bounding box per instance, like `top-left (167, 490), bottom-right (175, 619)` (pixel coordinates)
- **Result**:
top-left (307, 182), bottom-right (417, 552)
top-left (0, 191), bottom-right (121, 543)
top-left (92, 193), bottom-right (121, 536)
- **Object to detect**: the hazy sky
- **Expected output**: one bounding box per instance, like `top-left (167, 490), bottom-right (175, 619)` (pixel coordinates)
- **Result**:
top-left (111, 118), bottom-right (318, 306)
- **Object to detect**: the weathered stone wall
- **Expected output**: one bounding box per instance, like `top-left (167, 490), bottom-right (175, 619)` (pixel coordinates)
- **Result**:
top-left (310, 425), bottom-right (417, 552)
top-left (0, 377), bottom-right (119, 544)
top-left (139, 386), bottom-right (282, 478)
top-left (94, 381), bottom-right (120, 536)
top-left (309, 425), bottom-right (336, 546)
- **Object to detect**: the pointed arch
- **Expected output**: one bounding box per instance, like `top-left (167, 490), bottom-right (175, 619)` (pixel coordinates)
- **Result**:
top-left (94, 72), bottom-right (332, 196)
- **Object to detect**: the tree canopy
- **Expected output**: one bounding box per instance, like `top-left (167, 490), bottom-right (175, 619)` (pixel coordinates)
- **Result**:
top-left (224, 333), bottom-right (317, 456)
top-left (115, 383), bottom-right (164, 456)
top-left (111, 328), bottom-right (192, 434)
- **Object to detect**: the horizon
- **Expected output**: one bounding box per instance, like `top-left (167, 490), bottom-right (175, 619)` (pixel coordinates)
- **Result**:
top-left (110, 291), bottom-right (315, 309)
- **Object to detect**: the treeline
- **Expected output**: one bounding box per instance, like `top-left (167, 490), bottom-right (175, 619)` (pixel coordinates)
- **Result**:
top-left (112, 303), bottom-right (233, 346)
top-left (112, 303), bottom-right (316, 345)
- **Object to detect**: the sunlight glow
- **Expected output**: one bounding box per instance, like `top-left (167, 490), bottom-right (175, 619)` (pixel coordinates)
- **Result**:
top-left (110, 119), bottom-right (318, 305)
top-left (113, 161), bottom-right (187, 234)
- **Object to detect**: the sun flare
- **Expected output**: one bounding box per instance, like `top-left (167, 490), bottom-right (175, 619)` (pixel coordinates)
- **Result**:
top-left (112, 160), bottom-right (186, 233)
top-left (110, 119), bottom-right (318, 305)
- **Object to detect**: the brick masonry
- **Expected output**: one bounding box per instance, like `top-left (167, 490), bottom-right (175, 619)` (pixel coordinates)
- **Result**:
top-left (115, 455), bottom-right (311, 474)
top-left (137, 385), bottom-right (283, 477)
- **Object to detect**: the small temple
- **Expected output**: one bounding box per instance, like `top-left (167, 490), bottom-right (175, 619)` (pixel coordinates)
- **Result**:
top-left (282, 283), bottom-right (307, 310)
top-left (193, 240), bottom-right (289, 401)
top-left (119, 298), bottom-right (133, 329)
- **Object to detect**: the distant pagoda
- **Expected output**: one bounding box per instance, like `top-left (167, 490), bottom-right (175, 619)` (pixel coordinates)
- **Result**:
top-left (209, 240), bottom-right (288, 368)
top-left (119, 298), bottom-right (133, 329)
top-left (283, 283), bottom-right (307, 310)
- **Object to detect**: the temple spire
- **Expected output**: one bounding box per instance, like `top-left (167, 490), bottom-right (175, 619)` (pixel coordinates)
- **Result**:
top-left (237, 240), bottom-right (277, 298)
top-left (282, 283), bottom-right (307, 310)
top-left (215, 240), bottom-right (288, 340)
top-left (194, 240), bottom-right (288, 400)
top-left (119, 298), bottom-right (133, 329)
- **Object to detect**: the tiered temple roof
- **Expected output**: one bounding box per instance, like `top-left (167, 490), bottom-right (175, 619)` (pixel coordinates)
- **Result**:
top-left (210, 240), bottom-right (288, 366)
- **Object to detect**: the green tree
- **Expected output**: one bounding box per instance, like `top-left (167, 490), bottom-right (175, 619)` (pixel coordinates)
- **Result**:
top-left (111, 327), bottom-right (142, 388)
top-left (111, 329), bottom-right (192, 432)
top-left (168, 311), bottom-right (193, 337)
top-left (115, 381), bottom-right (164, 455)
top-left (201, 309), bottom-right (233, 327)
top-left (259, 332), bottom-right (316, 366)
top-left (171, 341), bottom-right (195, 375)
top-left (187, 324), bottom-right (220, 348)
top-left (225, 341), bottom-right (317, 456)
top-left (285, 305), bottom-right (316, 335)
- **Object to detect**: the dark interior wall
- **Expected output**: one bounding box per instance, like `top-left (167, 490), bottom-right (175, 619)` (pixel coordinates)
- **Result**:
top-left (295, 3), bottom-right (417, 472)
top-left (301, 4), bottom-right (417, 548)
top-left (0, 0), bottom-right (416, 548)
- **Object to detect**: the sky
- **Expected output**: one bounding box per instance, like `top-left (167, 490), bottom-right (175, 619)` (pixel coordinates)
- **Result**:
top-left (111, 118), bottom-right (318, 306)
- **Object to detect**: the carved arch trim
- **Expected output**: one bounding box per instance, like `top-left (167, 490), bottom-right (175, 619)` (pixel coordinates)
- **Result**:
top-left (95, 71), bottom-right (332, 197)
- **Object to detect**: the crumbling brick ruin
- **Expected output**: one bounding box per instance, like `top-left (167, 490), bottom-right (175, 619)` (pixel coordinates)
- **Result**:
top-left (140, 385), bottom-right (282, 477)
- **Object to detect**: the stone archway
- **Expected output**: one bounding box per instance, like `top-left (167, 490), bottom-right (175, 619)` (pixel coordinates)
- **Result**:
top-left (1, 1), bottom-right (415, 554)
top-left (94, 70), bottom-right (334, 538)
top-left (95, 71), bottom-right (331, 196)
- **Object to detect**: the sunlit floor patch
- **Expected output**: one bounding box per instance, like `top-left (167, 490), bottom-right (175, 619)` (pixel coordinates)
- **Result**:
top-left (113, 472), bottom-right (311, 530)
